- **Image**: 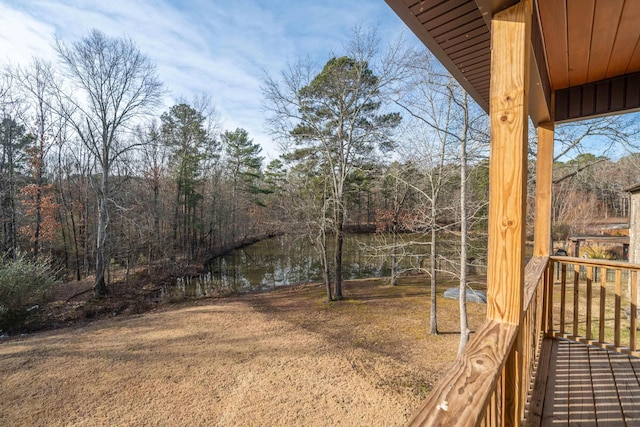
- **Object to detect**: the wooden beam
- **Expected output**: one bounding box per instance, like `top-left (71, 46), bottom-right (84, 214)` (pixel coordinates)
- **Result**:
top-left (528, 1), bottom-right (552, 125)
top-left (538, 0), bottom-right (569, 89)
top-left (533, 121), bottom-right (554, 257)
top-left (487, 3), bottom-right (531, 424)
top-left (487, 0), bottom-right (531, 325)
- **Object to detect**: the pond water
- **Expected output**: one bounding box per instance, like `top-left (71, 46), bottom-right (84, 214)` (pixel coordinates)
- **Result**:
top-left (166, 233), bottom-right (487, 297)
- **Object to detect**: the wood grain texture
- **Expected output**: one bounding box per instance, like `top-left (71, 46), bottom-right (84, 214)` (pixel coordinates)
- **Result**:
top-left (538, 0), bottom-right (568, 89)
top-left (530, 341), bottom-right (640, 426)
top-left (549, 256), bottom-right (640, 272)
top-left (626, 33), bottom-right (640, 75)
top-left (631, 270), bottom-right (637, 351)
top-left (586, 267), bottom-right (593, 340)
top-left (486, 5), bottom-right (533, 423)
top-left (533, 122), bottom-right (554, 257)
top-left (486, 0), bottom-right (531, 326)
top-left (545, 262), bottom-right (554, 335)
top-left (608, 0), bottom-right (640, 78)
top-left (524, 256), bottom-right (549, 307)
top-left (525, 337), bottom-right (553, 426)
top-left (573, 265), bottom-right (580, 337)
top-left (588, 0), bottom-right (624, 82)
top-left (567, 341), bottom-right (596, 424)
top-left (589, 346), bottom-right (623, 427)
top-left (610, 352), bottom-right (640, 423)
top-left (406, 320), bottom-right (518, 427)
top-left (406, 253), bottom-right (552, 427)
top-left (615, 269), bottom-right (622, 347)
top-left (560, 264), bottom-right (567, 333)
top-left (539, 339), bottom-right (560, 426)
top-left (567, 0), bottom-right (595, 87)
top-left (600, 268), bottom-right (607, 343)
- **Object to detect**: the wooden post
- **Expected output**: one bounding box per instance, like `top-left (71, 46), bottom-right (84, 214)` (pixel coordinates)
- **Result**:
top-left (535, 120), bottom-right (554, 339)
top-left (487, 0), bottom-right (531, 324)
top-left (629, 189), bottom-right (640, 308)
top-left (487, 1), bottom-right (531, 425)
top-left (534, 121), bottom-right (554, 257)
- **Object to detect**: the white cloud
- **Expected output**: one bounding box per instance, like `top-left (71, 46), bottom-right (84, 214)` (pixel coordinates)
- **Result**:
top-left (0, 3), bottom-right (57, 64)
top-left (0, 0), bottom-right (413, 158)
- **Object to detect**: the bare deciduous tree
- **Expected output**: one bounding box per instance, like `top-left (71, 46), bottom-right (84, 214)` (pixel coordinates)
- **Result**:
top-left (394, 52), bottom-right (489, 348)
top-left (55, 29), bottom-right (163, 297)
top-left (10, 59), bottom-right (64, 260)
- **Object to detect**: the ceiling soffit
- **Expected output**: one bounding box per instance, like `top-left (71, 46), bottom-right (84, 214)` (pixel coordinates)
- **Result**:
top-left (387, 0), bottom-right (640, 124)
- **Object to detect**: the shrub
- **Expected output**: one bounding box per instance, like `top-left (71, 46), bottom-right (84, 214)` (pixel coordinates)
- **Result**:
top-left (552, 223), bottom-right (572, 241)
top-left (0, 253), bottom-right (60, 334)
top-left (582, 245), bottom-right (616, 260)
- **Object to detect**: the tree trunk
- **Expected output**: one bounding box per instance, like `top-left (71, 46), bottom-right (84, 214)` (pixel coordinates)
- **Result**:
top-left (32, 93), bottom-right (48, 261)
top-left (321, 234), bottom-right (332, 302)
top-left (70, 203), bottom-right (82, 281)
top-left (458, 92), bottom-right (470, 354)
top-left (334, 217), bottom-right (344, 300)
top-left (83, 188), bottom-right (90, 278)
top-left (4, 121), bottom-right (17, 261)
top-left (56, 205), bottom-right (69, 275)
top-left (171, 180), bottom-right (181, 261)
top-left (152, 176), bottom-right (160, 263)
top-left (391, 222), bottom-right (398, 286)
top-left (33, 178), bottom-right (42, 260)
top-left (429, 223), bottom-right (438, 335)
top-left (94, 168), bottom-right (109, 298)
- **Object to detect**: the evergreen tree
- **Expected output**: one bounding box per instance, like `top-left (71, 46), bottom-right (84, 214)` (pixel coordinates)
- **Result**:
top-left (221, 128), bottom-right (268, 239)
top-left (161, 103), bottom-right (217, 259)
top-left (0, 117), bottom-right (32, 259)
top-left (289, 56), bottom-right (400, 300)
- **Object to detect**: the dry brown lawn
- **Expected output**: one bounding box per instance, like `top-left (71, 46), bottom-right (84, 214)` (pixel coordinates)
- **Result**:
top-left (0, 277), bottom-right (486, 426)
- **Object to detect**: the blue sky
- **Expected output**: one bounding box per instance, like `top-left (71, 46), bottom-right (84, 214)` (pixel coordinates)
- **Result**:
top-left (0, 0), bottom-right (415, 158)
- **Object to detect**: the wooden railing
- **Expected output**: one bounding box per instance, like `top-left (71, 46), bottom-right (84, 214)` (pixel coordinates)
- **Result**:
top-left (549, 256), bottom-right (640, 356)
top-left (406, 256), bottom-right (550, 426)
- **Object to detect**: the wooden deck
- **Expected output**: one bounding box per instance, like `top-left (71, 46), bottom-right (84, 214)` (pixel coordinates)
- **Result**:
top-left (528, 338), bottom-right (640, 426)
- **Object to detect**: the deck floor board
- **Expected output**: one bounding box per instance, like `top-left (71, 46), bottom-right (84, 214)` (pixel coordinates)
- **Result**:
top-left (530, 338), bottom-right (640, 427)
top-left (610, 350), bottom-right (640, 424)
top-left (567, 341), bottom-right (596, 426)
top-left (590, 346), bottom-right (623, 426)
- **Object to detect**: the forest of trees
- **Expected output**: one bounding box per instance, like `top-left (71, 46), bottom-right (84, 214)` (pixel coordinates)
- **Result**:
top-left (1, 28), bottom-right (640, 338)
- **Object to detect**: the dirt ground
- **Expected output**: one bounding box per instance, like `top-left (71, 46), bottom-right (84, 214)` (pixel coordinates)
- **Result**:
top-left (0, 277), bottom-right (486, 426)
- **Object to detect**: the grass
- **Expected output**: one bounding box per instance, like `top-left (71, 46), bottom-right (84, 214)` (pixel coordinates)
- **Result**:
top-left (0, 275), bottom-right (487, 426)
top-left (249, 276), bottom-right (488, 372)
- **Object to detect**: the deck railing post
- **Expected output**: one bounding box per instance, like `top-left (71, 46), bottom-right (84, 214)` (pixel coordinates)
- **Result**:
top-left (546, 260), bottom-right (554, 335)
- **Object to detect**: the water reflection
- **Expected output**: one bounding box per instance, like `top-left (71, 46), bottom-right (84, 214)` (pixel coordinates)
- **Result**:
top-left (167, 233), bottom-right (487, 297)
